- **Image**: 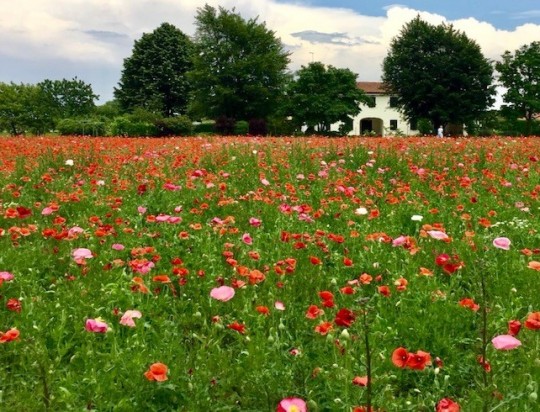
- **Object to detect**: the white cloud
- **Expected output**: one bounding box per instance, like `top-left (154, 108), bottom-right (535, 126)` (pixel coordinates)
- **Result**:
top-left (1, 1), bottom-right (539, 102)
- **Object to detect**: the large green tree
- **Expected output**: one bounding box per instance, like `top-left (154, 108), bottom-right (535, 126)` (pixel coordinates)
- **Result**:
top-left (115, 23), bottom-right (193, 117)
top-left (284, 62), bottom-right (366, 134)
top-left (189, 5), bottom-right (290, 122)
top-left (38, 77), bottom-right (98, 119)
top-left (0, 82), bottom-right (55, 135)
top-left (495, 41), bottom-right (540, 136)
top-left (382, 16), bottom-right (495, 131)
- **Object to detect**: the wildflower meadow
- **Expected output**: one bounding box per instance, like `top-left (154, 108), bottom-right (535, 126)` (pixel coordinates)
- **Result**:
top-left (0, 136), bottom-right (539, 411)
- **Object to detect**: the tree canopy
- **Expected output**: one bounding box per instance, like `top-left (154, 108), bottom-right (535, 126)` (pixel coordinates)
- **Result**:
top-left (495, 41), bottom-right (540, 136)
top-left (189, 5), bottom-right (290, 121)
top-left (382, 16), bottom-right (495, 131)
top-left (114, 22), bottom-right (193, 117)
top-left (284, 62), bottom-right (366, 134)
top-left (0, 82), bottom-right (55, 135)
top-left (38, 77), bottom-right (98, 119)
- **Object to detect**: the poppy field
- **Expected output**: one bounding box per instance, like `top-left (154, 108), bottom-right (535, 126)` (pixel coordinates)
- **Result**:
top-left (0, 135), bottom-right (539, 411)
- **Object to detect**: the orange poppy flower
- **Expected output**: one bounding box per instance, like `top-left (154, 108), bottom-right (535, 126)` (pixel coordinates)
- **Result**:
top-left (0, 328), bottom-right (20, 343)
top-left (524, 312), bottom-right (540, 330)
top-left (144, 362), bottom-right (168, 381)
top-left (391, 347), bottom-right (409, 368)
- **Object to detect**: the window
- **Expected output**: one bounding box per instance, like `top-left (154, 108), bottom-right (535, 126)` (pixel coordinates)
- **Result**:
top-left (366, 96), bottom-right (376, 108)
top-left (389, 96), bottom-right (398, 108)
top-left (390, 120), bottom-right (398, 130)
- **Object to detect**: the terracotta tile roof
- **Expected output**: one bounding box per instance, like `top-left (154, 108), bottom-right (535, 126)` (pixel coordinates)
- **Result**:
top-left (356, 81), bottom-right (388, 94)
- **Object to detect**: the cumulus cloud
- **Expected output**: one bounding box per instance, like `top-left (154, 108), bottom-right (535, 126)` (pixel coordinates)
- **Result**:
top-left (0, 1), bottom-right (539, 102)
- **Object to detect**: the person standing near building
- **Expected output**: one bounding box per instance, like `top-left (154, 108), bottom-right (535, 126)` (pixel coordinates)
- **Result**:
top-left (437, 125), bottom-right (444, 138)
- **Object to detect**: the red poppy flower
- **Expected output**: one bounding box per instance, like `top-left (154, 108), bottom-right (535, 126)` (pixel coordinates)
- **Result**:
top-left (406, 350), bottom-right (431, 370)
top-left (459, 298), bottom-right (480, 311)
top-left (507, 320), bottom-right (521, 336)
top-left (391, 347), bottom-right (409, 368)
top-left (436, 398), bottom-right (460, 412)
top-left (305, 305), bottom-right (324, 319)
top-left (0, 328), bottom-right (20, 343)
top-left (524, 312), bottom-right (540, 330)
top-left (227, 321), bottom-right (246, 334)
top-left (334, 308), bottom-right (355, 327)
top-left (314, 321), bottom-right (333, 335)
top-left (352, 376), bottom-right (369, 387)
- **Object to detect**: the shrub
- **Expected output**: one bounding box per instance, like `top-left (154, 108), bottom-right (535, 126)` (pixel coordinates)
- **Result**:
top-left (417, 118), bottom-right (433, 135)
top-left (214, 116), bottom-right (236, 135)
top-left (234, 120), bottom-right (249, 135)
top-left (56, 118), bottom-right (107, 136)
top-left (267, 116), bottom-right (296, 136)
top-left (193, 121), bottom-right (216, 135)
top-left (248, 118), bottom-right (268, 136)
top-left (155, 115), bottom-right (193, 136)
top-left (110, 116), bottom-right (157, 137)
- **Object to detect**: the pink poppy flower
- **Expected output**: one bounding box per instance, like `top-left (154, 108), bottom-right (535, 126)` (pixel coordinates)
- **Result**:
top-left (120, 310), bottom-right (142, 327)
top-left (242, 233), bottom-right (253, 245)
top-left (392, 236), bottom-right (407, 247)
top-left (72, 248), bottom-right (93, 264)
top-left (85, 318), bottom-right (109, 333)
top-left (492, 334), bottom-right (521, 350)
top-left (275, 301), bottom-right (285, 311)
top-left (210, 286), bottom-right (235, 302)
top-left (137, 206), bottom-right (147, 214)
top-left (261, 178), bottom-right (270, 186)
top-left (0, 271), bottom-right (14, 282)
top-left (493, 237), bottom-right (511, 250)
top-left (112, 243), bottom-right (125, 251)
top-left (427, 230), bottom-right (449, 240)
top-left (249, 217), bottom-right (262, 227)
top-left (41, 207), bottom-right (54, 215)
top-left (276, 397), bottom-right (307, 412)
top-left (68, 226), bottom-right (84, 237)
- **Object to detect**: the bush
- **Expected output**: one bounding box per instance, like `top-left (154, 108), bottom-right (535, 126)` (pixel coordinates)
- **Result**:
top-left (193, 121), bottom-right (216, 135)
top-left (110, 116), bottom-right (158, 137)
top-left (214, 116), bottom-right (236, 135)
top-left (417, 118), bottom-right (433, 135)
top-left (234, 120), bottom-right (249, 135)
top-left (248, 118), bottom-right (268, 136)
top-left (56, 118), bottom-right (107, 136)
top-left (155, 115), bottom-right (193, 136)
top-left (267, 116), bottom-right (296, 136)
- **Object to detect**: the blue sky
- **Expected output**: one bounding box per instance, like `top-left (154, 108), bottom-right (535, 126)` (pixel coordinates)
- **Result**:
top-left (1, 1), bottom-right (539, 103)
top-left (282, 0), bottom-right (540, 30)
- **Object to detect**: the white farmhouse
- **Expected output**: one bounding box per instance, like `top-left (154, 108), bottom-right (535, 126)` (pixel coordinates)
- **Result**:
top-left (350, 82), bottom-right (419, 136)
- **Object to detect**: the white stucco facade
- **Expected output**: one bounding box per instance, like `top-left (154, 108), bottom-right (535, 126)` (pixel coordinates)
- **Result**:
top-left (349, 82), bottom-right (419, 136)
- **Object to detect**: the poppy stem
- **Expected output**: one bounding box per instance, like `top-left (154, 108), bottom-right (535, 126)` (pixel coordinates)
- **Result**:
top-left (479, 263), bottom-right (489, 412)
top-left (362, 303), bottom-right (372, 410)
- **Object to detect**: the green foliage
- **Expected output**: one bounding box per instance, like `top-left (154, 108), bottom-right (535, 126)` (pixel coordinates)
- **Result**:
top-left (495, 41), bottom-right (540, 136)
top-left (56, 118), bottom-right (107, 136)
top-left (382, 16), bottom-right (495, 130)
top-left (94, 100), bottom-right (123, 119)
top-left (417, 118), bottom-right (434, 135)
top-left (284, 62), bottom-right (366, 134)
top-left (189, 5), bottom-right (290, 121)
top-left (38, 77), bottom-right (98, 119)
top-left (193, 121), bottom-right (216, 135)
top-left (214, 116), bottom-right (237, 135)
top-left (115, 23), bottom-right (193, 117)
top-left (267, 116), bottom-right (296, 136)
top-left (109, 116), bottom-right (158, 137)
top-left (154, 115), bottom-right (193, 136)
top-left (0, 82), bottom-right (55, 135)
top-left (248, 118), bottom-right (268, 136)
top-left (234, 120), bottom-right (249, 135)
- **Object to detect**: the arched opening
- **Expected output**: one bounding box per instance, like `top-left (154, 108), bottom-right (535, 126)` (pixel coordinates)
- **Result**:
top-left (360, 118), bottom-right (383, 136)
